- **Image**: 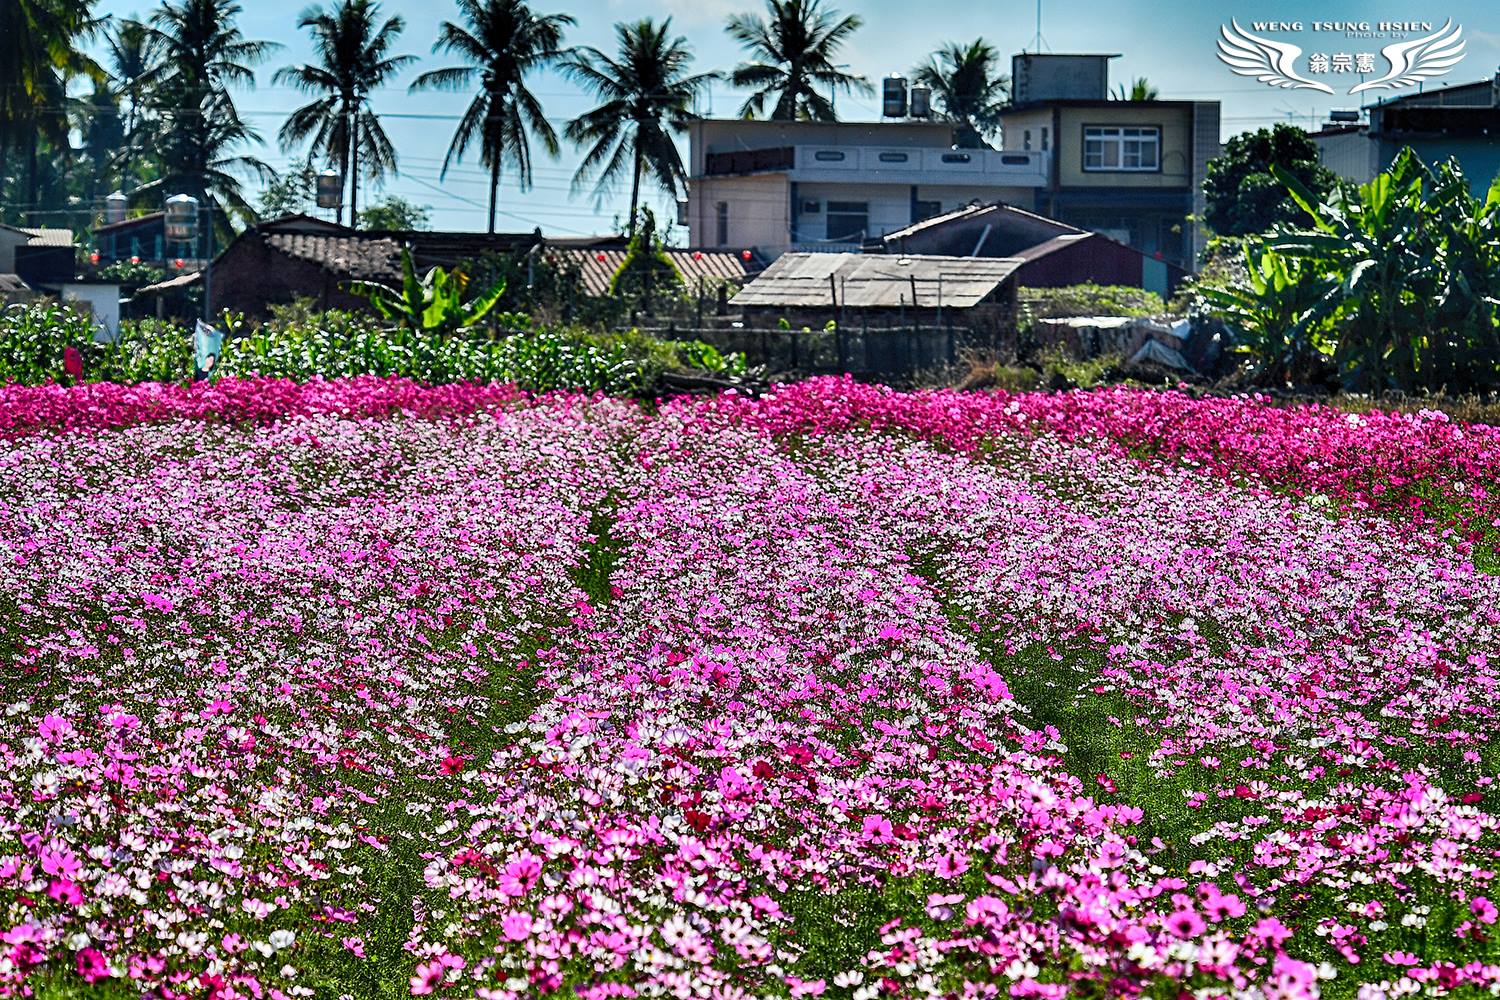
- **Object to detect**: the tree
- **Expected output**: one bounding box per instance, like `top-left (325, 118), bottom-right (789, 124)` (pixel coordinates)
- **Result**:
top-left (561, 19), bottom-right (715, 235)
top-left (726, 0), bottom-right (871, 121)
top-left (358, 195), bottom-right (431, 230)
top-left (0, 0), bottom-right (100, 222)
top-left (257, 157), bottom-right (319, 216)
top-left (609, 207), bottom-right (681, 313)
top-left (910, 39), bottom-right (1008, 149)
top-left (1202, 124), bottom-right (1338, 237)
top-left (1111, 76), bottom-right (1159, 101)
top-left (140, 0), bottom-right (279, 232)
top-left (274, 0), bottom-right (415, 227)
top-left (410, 0), bottom-right (573, 234)
top-left (106, 18), bottom-right (156, 184)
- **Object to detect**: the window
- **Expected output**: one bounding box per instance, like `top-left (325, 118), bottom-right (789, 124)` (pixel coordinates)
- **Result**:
top-left (914, 199), bottom-right (942, 222)
top-left (825, 200), bottom-right (868, 241)
top-left (813, 150), bottom-right (846, 161)
top-left (1041, 127), bottom-right (1049, 151)
top-left (1000, 153), bottom-right (1031, 165)
top-left (1023, 129), bottom-right (1032, 151)
top-left (715, 202), bottom-right (728, 246)
top-left (1083, 126), bottom-right (1160, 171)
top-left (941, 152), bottom-right (972, 163)
top-left (878, 151), bottom-right (909, 163)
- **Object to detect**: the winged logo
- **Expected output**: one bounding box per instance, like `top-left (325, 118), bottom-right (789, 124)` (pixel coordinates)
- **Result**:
top-left (1350, 20), bottom-right (1466, 94)
top-left (1217, 20), bottom-right (1334, 94)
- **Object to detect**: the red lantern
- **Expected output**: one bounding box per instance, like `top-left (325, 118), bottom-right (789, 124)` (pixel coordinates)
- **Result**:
top-left (130, 255), bottom-right (141, 264)
top-left (741, 250), bottom-right (752, 262)
top-left (173, 258), bottom-right (186, 270)
top-left (88, 251), bottom-right (100, 265)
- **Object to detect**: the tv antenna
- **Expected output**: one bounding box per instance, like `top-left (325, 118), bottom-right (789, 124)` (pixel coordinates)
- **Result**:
top-left (1030, 0), bottom-right (1050, 52)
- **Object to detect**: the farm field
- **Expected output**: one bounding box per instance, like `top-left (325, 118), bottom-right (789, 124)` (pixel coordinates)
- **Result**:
top-left (2, 376), bottom-right (1499, 999)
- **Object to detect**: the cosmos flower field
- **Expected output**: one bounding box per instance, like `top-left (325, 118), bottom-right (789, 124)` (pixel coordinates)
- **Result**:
top-left (2, 376), bottom-right (1499, 999)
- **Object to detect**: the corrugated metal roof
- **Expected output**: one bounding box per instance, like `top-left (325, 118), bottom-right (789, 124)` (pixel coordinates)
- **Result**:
top-left (0, 225), bottom-right (74, 247)
top-left (1011, 232), bottom-right (1094, 261)
top-left (549, 247), bottom-right (759, 297)
top-left (136, 270), bottom-right (201, 294)
top-left (731, 253), bottom-right (1020, 309)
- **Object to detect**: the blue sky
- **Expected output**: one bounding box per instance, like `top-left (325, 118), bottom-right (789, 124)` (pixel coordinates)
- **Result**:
top-left (91, 0), bottom-right (1500, 235)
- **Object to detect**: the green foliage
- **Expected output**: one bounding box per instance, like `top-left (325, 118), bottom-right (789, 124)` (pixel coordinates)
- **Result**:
top-left (347, 247), bottom-right (518, 335)
top-left (97, 259), bottom-right (166, 285)
top-left (0, 301), bottom-right (99, 384)
top-left (1202, 124), bottom-right (1339, 237)
top-left (0, 298), bottom-right (744, 395)
top-left (1196, 244), bottom-right (1334, 384)
top-left (257, 157), bottom-right (320, 217)
top-left (1200, 149), bottom-right (1500, 393)
top-left (1037, 346), bottom-right (1119, 389)
top-left (1019, 283), bottom-right (1167, 322)
top-left (357, 196), bottom-right (431, 231)
top-left (608, 208), bottom-right (683, 309)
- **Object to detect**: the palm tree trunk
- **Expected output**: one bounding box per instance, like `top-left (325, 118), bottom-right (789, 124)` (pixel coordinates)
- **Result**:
top-left (628, 132), bottom-right (643, 237)
top-left (337, 127), bottom-right (349, 227)
top-left (26, 129), bottom-right (40, 226)
top-left (488, 154), bottom-right (499, 235)
top-left (350, 106), bottom-right (359, 230)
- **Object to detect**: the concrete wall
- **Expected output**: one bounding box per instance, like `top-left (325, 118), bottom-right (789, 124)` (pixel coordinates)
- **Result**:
top-left (58, 283), bottom-right (122, 342)
top-left (1314, 129), bottom-right (1380, 184)
top-left (688, 174), bottom-right (791, 253)
top-left (0, 229), bottom-right (25, 273)
top-left (1011, 54), bottom-right (1112, 103)
top-left (1053, 105), bottom-right (1194, 188)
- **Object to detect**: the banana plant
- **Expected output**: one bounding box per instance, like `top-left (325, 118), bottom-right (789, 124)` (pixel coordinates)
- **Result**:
top-left (1268, 150), bottom-right (1444, 392)
top-left (346, 247), bottom-right (515, 337)
top-left (1197, 245), bottom-right (1335, 384)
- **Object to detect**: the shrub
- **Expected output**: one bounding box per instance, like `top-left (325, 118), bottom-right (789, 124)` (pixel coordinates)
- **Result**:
top-left (0, 299), bottom-right (744, 396)
top-left (1019, 283), bottom-right (1168, 322)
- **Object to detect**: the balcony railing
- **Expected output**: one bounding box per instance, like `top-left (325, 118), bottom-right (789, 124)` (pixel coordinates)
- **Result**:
top-left (705, 146), bottom-right (796, 176)
top-left (699, 144), bottom-right (1050, 186)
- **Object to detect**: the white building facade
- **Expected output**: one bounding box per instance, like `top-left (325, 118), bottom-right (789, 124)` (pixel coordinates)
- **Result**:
top-left (685, 120), bottom-right (1049, 257)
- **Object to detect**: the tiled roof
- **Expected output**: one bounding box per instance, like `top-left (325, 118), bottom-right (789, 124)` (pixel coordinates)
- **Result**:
top-left (264, 232), bottom-right (407, 282)
top-left (732, 253), bottom-right (1020, 309)
top-left (549, 247), bottom-right (760, 297)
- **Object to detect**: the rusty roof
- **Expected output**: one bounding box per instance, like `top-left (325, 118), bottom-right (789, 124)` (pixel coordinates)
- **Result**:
top-left (732, 253), bottom-right (1021, 310)
top-left (549, 247), bottom-right (761, 297)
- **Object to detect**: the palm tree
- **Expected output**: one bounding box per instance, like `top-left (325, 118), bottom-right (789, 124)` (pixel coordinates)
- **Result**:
top-left (141, 0), bottom-right (278, 232)
top-left (911, 39), bottom-right (1009, 149)
top-left (274, 1), bottom-right (415, 227)
top-left (106, 18), bottom-right (157, 182)
top-left (1112, 77), bottom-right (1159, 101)
top-left (726, 0), bottom-right (870, 121)
top-left (561, 19), bottom-right (716, 235)
top-left (0, 0), bottom-right (100, 222)
top-left (410, 0), bottom-right (573, 234)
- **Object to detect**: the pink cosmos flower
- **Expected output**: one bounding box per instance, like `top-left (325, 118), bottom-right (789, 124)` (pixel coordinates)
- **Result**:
top-left (76, 947), bottom-right (109, 983)
top-left (39, 844), bottom-right (81, 879)
top-left (935, 853), bottom-right (968, 879)
top-left (1165, 909), bottom-right (1207, 938)
top-left (501, 912), bottom-right (533, 941)
top-left (48, 879), bottom-right (82, 905)
top-left (1473, 897), bottom-right (1498, 925)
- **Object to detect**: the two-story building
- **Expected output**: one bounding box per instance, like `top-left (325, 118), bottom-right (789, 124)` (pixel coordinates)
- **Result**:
top-left (996, 54), bottom-right (1220, 269)
top-left (1309, 72), bottom-right (1500, 193)
top-left (685, 53), bottom-right (1220, 270)
top-left (685, 118), bottom-right (1052, 257)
